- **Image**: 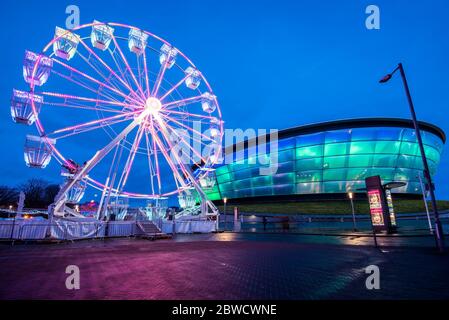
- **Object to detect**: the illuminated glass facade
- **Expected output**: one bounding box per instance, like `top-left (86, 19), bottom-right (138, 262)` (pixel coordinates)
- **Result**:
top-left (204, 119), bottom-right (445, 202)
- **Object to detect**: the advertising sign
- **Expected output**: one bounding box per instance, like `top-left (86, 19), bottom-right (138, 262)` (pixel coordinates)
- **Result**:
top-left (365, 175), bottom-right (391, 232)
top-left (367, 189), bottom-right (385, 226)
top-left (385, 189), bottom-right (397, 227)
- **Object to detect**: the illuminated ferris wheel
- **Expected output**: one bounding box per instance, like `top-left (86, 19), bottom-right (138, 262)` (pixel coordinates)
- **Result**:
top-left (11, 21), bottom-right (223, 218)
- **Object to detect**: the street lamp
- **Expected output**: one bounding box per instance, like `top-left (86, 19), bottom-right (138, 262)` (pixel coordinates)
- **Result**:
top-left (223, 197), bottom-right (228, 231)
top-left (348, 192), bottom-right (357, 231)
top-left (380, 63), bottom-right (444, 252)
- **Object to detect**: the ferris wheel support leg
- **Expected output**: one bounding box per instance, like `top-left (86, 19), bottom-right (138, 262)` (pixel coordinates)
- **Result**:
top-left (96, 177), bottom-right (110, 220)
top-left (49, 115), bottom-right (146, 219)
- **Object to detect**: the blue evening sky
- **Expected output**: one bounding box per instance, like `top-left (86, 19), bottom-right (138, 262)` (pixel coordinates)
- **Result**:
top-left (0, 0), bottom-right (448, 201)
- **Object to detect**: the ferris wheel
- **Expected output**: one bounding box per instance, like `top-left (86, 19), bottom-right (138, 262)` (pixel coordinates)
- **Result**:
top-left (11, 21), bottom-right (223, 218)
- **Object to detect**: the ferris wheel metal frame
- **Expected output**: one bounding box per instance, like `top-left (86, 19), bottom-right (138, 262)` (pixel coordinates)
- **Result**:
top-left (11, 21), bottom-right (224, 220)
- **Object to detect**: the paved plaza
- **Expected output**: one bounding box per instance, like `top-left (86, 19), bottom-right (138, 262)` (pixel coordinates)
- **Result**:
top-left (1, 233), bottom-right (449, 300)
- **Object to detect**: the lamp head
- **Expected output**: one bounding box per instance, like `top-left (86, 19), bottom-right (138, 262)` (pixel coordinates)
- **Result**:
top-left (379, 73), bottom-right (393, 83)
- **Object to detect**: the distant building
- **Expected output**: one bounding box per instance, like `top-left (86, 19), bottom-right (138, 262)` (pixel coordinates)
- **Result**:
top-left (204, 118), bottom-right (445, 203)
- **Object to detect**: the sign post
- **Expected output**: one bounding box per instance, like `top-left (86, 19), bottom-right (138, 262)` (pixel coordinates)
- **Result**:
top-left (365, 176), bottom-right (391, 234)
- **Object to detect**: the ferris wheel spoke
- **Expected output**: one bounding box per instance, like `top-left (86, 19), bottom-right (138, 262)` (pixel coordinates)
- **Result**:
top-left (77, 36), bottom-right (143, 102)
top-left (46, 110), bottom-right (138, 138)
top-left (39, 91), bottom-right (136, 110)
top-left (162, 95), bottom-right (203, 109)
top-left (116, 125), bottom-right (146, 192)
top-left (159, 117), bottom-right (208, 165)
top-left (151, 59), bottom-right (169, 97)
top-left (161, 113), bottom-right (216, 143)
top-left (142, 48), bottom-right (151, 96)
top-left (42, 101), bottom-right (125, 114)
top-left (144, 129), bottom-right (156, 196)
top-left (150, 124), bottom-right (190, 189)
top-left (50, 69), bottom-right (128, 106)
top-left (110, 33), bottom-right (146, 99)
top-left (76, 51), bottom-right (124, 96)
top-left (159, 74), bottom-right (190, 101)
top-left (52, 58), bottom-right (144, 105)
top-left (161, 109), bottom-right (218, 121)
top-left (48, 117), bottom-right (131, 140)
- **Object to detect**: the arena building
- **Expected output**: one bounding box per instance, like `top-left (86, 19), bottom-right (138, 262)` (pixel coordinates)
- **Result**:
top-left (204, 118), bottom-right (445, 203)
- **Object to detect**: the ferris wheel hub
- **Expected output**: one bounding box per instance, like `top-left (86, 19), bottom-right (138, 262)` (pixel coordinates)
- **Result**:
top-left (145, 97), bottom-right (162, 114)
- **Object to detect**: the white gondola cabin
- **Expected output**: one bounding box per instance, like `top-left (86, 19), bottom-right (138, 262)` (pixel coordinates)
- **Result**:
top-left (24, 135), bottom-right (55, 169)
top-left (128, 28), bottom-right (148, 55)
top-left (91, 21), bottom-right (114, 51)
top-left (53, 27), bottom-right (80, 61)
top-left (23, 51), bottom-right (53, 86)
top-left (10, 90), bottom-right (43, 125)
top-left (159, 44), bottom-right (178, 69)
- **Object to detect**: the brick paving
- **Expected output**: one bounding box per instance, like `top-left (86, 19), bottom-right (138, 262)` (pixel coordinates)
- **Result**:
top-left (1, 234), bottom-right (449, 300)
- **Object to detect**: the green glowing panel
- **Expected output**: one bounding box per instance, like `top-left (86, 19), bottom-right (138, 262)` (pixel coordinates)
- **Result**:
top-left (324, 143), bottom-right (349, 156)
top-left (297, 171), bottom-right (322, 183)
top-left (347, 154), bottom-right (372, 167)
top-left (297, 158), bottom-right (323, 171)
top-left (323, 168), bottom-right (348, 181)
top-left (323, 156), bottom-right (347, 169)
top-left (350, 141), bottom-right (375, 154)
top-left (296, 145), bottom-right (323, 159)
top-left (374, 141), bottom-right (401, 154)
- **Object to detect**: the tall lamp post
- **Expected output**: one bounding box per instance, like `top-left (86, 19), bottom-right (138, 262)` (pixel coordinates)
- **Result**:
top-left (348, 192), bottom-right (357, 231)
top-left (223, 197), bottom-right (228, 231)
top-left (380, 63), bottom-right (444, 252)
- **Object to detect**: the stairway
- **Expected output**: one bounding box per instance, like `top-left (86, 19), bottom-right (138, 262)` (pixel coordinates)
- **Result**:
top-left (136, 221), bottom-right (169, 240)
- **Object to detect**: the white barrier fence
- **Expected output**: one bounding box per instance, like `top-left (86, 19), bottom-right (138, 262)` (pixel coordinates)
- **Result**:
top-left (0, 219), bottom-right (216, 241)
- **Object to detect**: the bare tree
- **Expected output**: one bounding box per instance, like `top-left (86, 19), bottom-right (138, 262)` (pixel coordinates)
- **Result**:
top-left (19, 178), bottom-right (59, 209)
top-left (0, 186), bottom-right (19, 208)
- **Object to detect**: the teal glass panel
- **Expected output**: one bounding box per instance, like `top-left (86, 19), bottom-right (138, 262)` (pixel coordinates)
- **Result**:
top-left (253, 186), bottom-right (273, 196)
top-left (373, 168), bottom-right (396, 181)
top-left (351, 128), bottom-right (377, 141)
top-left (424, 145), bottom-right (440, 163)
top-left (376, 128), bottom-right (402, 141)
top-left (277, 149), bottom-right (295, 163)
top-left (323, 168), bottom-right (348, 181)
top-left (323, 156), bottom-right (347, 169)
top-left (296, 132), bottom-right (324, 147)
top-left (325, 130), bottom-right (351, 144)
top-left (324, 142), bottom-right (349, 156)
top-left (216, 172), bottom-right (232, 184)
top-left (372, 154), bottom-right (397, 167)
top-left (348, 154), bottom-right (372, 167)
top-left (233, 169), bottom-right (253, 180)
top-left (297, 158), bottom-right (323, 171)
top-left (374, 141), bottom-right (401, 154)
top-left (234, 179), bottom-right (252, 190)
top-left (206, 192), bottom-right (221, 201)
top-left (278, 138), bottom-right (296, 150)
top-left (297, 171), bottom-right (322, 183)
top-left (346, 168), bottom-right (373, 181)
top-left (396, 155), bottom-right (421, 170)
top-left (400, 142), bottom-right (419, 156)
top-left (272, 173), bottom-right (295, 185)
top-left (276, 161), bottom-right (295, 174)
top-left (345, 180), bottom-right (366, 192)
top-left (350, 141), bottom-right (375, 154)
top-left (220, 182), bottom-right (234, 191)
top-left (296, 145), bottom-right (323, 158)
top-left (323, 181), bottom-right (347, 193)
top-left (273, 184), bottom-right (296, 195)
top-left (251, 176), bottom-right (273, 187)
top-left (422, 132), bottom-right (444, 152)
top-left (297, 182), bottom-right (322, 194)
top-left (394, 168), bottom-right (420, 182)
top-left (215, 165), bottom-right (229, 176)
